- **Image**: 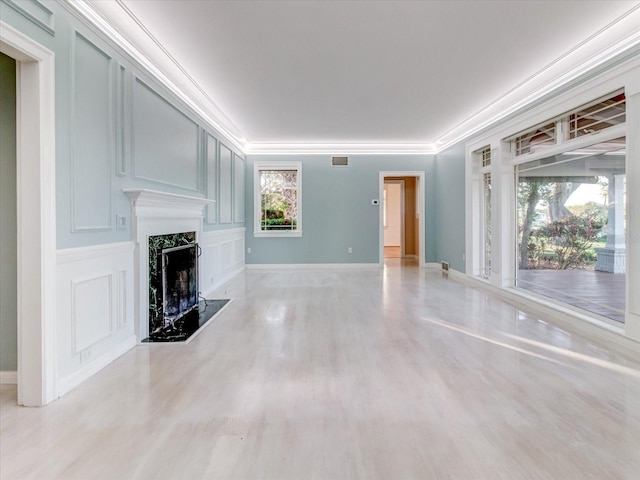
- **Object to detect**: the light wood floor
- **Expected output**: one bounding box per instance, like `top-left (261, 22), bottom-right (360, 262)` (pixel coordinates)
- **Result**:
top-left (384, 246), bottom-right (401, 258)
top-left (2, 264), bottom-right (640, 479)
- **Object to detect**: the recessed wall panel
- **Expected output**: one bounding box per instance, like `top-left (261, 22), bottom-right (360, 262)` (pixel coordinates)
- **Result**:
top-left (72, 274), bottom-right (112, 353)
top-left (206, 134), bottom-right (217, 224)
top-left (219, 144), bottom-right (232, 224)
top-left (234, 154), bottom-right (245, 223)
top-left (72, 33), bottom-right (113, 231)
top-left (133, 79), bottom-right (200, 191)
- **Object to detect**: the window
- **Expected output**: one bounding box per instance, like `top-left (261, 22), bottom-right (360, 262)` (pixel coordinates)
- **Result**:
top-left (475, 145), bottom-right (492, 278)
top-left (568, 91), bottom-right (625, 139)
top-left (515, 137), bottom-right (626, 323)
top-left (254, 162), bottom-right (302, 237)
top-left (514, 121), bottom-right (556, 156)
top-left (511, 90), bottom-right (625, 157)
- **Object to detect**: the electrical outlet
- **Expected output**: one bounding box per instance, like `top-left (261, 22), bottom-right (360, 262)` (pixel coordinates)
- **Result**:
top-left (80, 349), bottom-right (91, 362)
top-left (348, 247), bottom-right (353, 253)
top-left (116, 215), bottom-right (127, 230)
top-left (247, 247), bottom-right (252, 254)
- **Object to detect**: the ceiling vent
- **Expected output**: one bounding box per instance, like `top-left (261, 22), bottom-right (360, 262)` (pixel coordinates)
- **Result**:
top-left (332, 156), bottom-right (349, 167)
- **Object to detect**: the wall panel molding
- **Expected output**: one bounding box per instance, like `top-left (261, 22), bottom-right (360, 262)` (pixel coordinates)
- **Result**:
top-left (71, 273), bottom-right (113, 354)
top-left (0, 0), bottom-right (55, 36)
top-left (70, 31), bottom-right (114, 232)
top-left (219, 143), bottom-right (233, 224)
top-left (132, 77), bottom-right (201, 192)
top-left (205, 133), bottom-right (218, 224)
top-left (56, 241), bottom-right (135, 397)
top-left (116, 64), bottom-right (126, 177)
top-left (233, 154), bottom-right (245, 223)
top-left (200, 228), bottom-right (245, 298)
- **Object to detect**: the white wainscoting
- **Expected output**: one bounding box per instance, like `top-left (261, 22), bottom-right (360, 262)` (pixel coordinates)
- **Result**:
top-left (56, 242), bottom-right (136, 397)
top-left (199, 228), bottom-right (246, 298)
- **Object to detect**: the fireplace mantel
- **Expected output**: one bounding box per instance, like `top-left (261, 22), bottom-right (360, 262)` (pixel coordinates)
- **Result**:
top-left (123, 189), bottom-right (214, 220)
top-left (123, 188), bottom-right (214, 341)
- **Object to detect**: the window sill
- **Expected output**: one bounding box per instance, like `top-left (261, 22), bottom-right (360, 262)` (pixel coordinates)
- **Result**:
top-left (254, 230), bottom-right (303, 238)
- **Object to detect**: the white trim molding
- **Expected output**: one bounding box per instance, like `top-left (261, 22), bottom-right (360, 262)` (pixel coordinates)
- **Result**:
top-left (1, 21), bottom-right (57, 407)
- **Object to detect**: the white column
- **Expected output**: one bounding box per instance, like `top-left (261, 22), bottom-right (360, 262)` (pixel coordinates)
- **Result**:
top-left (605, 174), bottom-right (626, 249)
top-left (625, 86), bottom-right (640, 341)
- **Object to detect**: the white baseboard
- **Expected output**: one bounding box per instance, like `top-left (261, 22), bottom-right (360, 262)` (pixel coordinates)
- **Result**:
top-left (246, 263), bottom-right (380, 269)
top-left (0, 371), bottom-right (17, 384)
top-left (424, 262), bottom-right (441, 269)
top-left (57, 334), bottom-right (136, 398)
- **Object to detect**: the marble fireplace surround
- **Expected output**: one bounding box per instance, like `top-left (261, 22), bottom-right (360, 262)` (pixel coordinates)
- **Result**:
top-left (124, 189), bottom-right (213, 341)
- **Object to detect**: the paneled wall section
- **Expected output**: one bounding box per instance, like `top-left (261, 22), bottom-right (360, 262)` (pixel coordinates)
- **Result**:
top-left (56, 242), bottom-right (136, 397)
top-left (71, 32), bottom-right (113, 232)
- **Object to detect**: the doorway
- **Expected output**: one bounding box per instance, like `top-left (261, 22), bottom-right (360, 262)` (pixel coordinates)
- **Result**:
top-left (383, 181), bottom-right (404, 258)
top-left (1, 22), bottom-right (57, 406)
top-left (379, 172), bottom-right (425, 266)
top-left (0, 52), bottom-right (18, 386)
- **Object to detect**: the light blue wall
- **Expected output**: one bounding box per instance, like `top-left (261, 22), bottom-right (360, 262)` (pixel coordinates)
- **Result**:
top-left (0, 51), bottom-right (17, 371)
top-left (245, 154), bottom-right (437, 264)
top-left (0, 1), bottom-right (244, 250)
top-left (433, 145), bottom-right (466, 272)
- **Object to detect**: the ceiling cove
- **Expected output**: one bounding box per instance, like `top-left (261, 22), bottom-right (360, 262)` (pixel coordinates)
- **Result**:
top-left (67, 1), bottom-right (640, 155)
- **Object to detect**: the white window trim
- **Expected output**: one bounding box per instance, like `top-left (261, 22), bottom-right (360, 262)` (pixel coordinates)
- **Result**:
top-left (253, 161), bottom-right (302, 238)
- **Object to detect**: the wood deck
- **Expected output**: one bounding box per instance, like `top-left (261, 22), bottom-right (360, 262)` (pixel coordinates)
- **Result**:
top-left (517, 269), bottom-right (625, 323)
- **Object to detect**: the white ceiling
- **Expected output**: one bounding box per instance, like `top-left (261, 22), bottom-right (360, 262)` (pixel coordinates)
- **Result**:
top-left (83, 1), bottom-right (640, 153)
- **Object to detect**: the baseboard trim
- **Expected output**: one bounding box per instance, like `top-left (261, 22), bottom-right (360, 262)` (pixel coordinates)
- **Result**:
top-left (0, 371), bottom-right (17, 384)
top-left (245, 263), bottom-right (380, 269)
top-left (56, 334), bottom-right (137, 398)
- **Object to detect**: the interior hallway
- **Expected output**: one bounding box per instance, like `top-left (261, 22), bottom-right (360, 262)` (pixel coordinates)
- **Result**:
top-left (1, 264), bottom-right (639, 479)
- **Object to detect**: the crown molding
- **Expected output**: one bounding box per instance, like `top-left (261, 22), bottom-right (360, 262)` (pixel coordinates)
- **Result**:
top-left (434, 5), bottom-right (640, 153)
top-left (63, 0), bottom-right (248, 153)
top-left (244, 143), bottom-right (437, 156)
top-left (64, 1), bottom-right (640, 156)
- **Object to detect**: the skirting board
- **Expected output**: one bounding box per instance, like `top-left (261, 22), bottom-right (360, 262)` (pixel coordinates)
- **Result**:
top-left (56, 334), bottom-right (137, 398)
top-left (246, 263), bottom-right (380, 269)
top-left (0, 371), bottom-right (17, 384)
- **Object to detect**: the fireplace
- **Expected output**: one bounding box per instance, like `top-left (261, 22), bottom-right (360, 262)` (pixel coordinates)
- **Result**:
top-left (124, 189), bottom-right (229, 343)
top-left (148, 232), bottom-right (199, 341)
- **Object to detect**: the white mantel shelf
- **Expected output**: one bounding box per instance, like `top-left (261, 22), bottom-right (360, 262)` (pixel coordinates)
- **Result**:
top-left (123, 188), bottom-right (214, 209)
top-left (123, 189), bottom-right (214, 220)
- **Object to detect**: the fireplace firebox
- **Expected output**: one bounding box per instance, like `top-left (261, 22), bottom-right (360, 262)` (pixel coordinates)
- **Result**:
top-left (145, 231), bottom-right (230, 342)
top-left (161, 244), bottom-right (199, 324)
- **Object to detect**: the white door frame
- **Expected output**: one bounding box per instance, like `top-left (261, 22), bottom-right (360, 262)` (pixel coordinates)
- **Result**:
top-left (1, 22), bottom-right (57, 406)
top-left (379, 171), bottom-right (425, 267)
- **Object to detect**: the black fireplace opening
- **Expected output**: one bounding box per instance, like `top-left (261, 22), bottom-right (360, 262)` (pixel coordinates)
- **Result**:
top-left (162, 244), bottom-right (199, 323)
top-left (146, 232), bottom-right (229, 342)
